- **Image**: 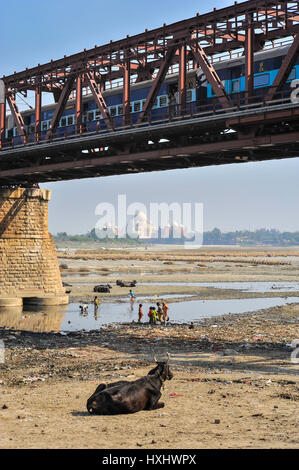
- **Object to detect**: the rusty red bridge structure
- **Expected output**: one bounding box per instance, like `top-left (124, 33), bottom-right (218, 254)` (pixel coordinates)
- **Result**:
top-left (1, 0), bottom-right (299, 187)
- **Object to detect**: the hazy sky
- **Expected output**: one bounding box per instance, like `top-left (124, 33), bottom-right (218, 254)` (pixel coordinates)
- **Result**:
top-left (1, 0), bottom-right (299, 234)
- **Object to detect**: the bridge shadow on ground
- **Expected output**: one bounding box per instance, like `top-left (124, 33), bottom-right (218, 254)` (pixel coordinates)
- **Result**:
top-left (94, 328), bottom-right (299, 376)
top-left (1, 325), bottom-right (298, 377)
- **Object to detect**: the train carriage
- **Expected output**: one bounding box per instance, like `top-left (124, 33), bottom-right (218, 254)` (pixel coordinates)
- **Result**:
top-left (4, 43), bottom-right (299, 147)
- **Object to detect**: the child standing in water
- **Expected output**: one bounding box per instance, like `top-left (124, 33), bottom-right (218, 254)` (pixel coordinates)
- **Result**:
top-left (148, 306), bottom-right (153, 324)
top-left (151, 307), bottom-right (157, 324)
top-left (162, 302), bottom-right (169, 325)
top-left (138, 304), bottom-right (143, 322)
top-left (157, 302), bottom-right (163, 322)
top-left (129, 289), bottom-right (135, 299)
top-left (129, 289), bottom-right (135, 311)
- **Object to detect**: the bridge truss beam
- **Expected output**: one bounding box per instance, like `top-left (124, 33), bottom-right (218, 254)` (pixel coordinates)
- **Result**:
top-left (266, 32), bottom-right (299, 102)
top-left (1, 0), bottom-right (299, 176)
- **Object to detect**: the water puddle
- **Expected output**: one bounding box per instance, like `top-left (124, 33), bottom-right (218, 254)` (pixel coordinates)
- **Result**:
top-left (138, 281), bottom-right (299, 292)
top-left (60, 296), bottom-right (299, 332)
top-left (1, 296), bottom-right (298, 333)
top-left (62, 279), bottom-right (299, 294)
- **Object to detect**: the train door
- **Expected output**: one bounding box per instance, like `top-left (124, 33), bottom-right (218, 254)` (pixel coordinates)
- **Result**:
top-left (196, 72), bottom-right (207, 111)
top-left (230, 66), bottom-right (243, 105)
top-left (167, 83), bottom-right (178, 118)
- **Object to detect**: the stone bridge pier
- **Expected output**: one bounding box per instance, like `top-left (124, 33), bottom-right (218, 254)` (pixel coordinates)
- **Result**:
top-left (0, 187), bottom-right (68, 307)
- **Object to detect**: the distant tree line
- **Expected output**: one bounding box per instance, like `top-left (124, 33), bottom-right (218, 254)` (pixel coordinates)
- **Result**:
top-left (54, 227), bottom-right (299, 246)
top-left (203, 228), bottom-right (299, 246)
top-left (54, 229), bottom-right (142, 245)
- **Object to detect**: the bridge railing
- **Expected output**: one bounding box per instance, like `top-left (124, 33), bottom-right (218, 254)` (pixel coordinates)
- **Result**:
top-left (0, 86), bottom-right (296, 151)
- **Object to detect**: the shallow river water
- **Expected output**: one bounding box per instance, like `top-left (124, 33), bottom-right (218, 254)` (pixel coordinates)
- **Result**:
top-left (1, 284), bottom-right (299, 333)
top-left (55, 295), bottom-right (299, 332)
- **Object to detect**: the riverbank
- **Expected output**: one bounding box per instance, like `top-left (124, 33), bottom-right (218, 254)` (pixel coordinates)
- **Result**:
top-left (1, 302), bottom-right (298, 449)
top-left (58, 246), bottom-right (299, 305)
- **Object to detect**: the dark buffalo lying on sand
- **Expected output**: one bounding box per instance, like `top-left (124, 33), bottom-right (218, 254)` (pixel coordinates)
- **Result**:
top-left (87, 355), bottom-right (173, 415)
top-left (93, 284), bottom-right (112, 293)
top-left (116, 280), bottom-right (137, 287)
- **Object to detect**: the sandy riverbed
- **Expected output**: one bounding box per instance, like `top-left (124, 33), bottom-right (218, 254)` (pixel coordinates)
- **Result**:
top-left (58, 245), bottom-right (299, 304)
top-left (0, 246), bottom-right (298, 449)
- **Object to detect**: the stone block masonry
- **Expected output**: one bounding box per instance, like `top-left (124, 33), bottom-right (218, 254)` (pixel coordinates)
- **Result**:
top-left (0, 188), bottom-right (68, 306)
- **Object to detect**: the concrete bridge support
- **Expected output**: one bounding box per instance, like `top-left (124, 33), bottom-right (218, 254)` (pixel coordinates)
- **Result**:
top-left (0, 187), bottom-right (68, 307)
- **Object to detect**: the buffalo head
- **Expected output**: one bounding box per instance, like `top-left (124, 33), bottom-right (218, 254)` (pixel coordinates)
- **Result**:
top-left (148, 353), bottom-right (173, 382)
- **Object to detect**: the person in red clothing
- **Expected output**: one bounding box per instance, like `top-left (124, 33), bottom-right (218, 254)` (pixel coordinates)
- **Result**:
top-left (162, 302), bottom-right (169, 325)
top-left (148, 306), bottom-right (153, 324)
top-left (138, 304), bottom-right (143, 323)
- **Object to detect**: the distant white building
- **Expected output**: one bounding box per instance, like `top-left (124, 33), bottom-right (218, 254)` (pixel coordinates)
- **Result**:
top-left (127, 210), bottom-right (153, 239)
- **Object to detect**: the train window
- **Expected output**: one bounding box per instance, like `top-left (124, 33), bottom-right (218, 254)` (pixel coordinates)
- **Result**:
top-left (231, 80), bottom-right (240, 93)
top-left (60, 117), bottom-right (67, 127)
top-left (231, 66), bottom-right (242, 80)
top-left (130, 104), bottom-right (133, 113)
top-left (67, 116), bottom-right (74, 126)
top-left (254, 74), bottom-right (269, 87)
top-left (159, 95), bottom-right (168, 107)
top-left (42, 121), bottom-right (48, 131)
top-left (88, 111), bottom-right (95, 122)
top-left (133, 101), bottom-right (141, 112)
top-left (288, 68), bottom-right (296, 81)
top-left (186, 90), bottom-right (193, 102)
top-left (117, 105), bottom-right (123, 115)
top-left (110, 107), bottom-right (117, 117)
top-left (24, 116), bottom-right (31, 126)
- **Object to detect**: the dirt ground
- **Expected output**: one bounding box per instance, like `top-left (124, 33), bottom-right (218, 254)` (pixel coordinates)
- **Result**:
top-left (1, 367), bottom-right (298, 449)
top-left (1, 304), bottom-right (298, 449)
top-left (0, 246), bottom-right (298, 449)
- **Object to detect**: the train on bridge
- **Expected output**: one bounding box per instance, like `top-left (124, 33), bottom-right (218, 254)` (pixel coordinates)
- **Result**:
top-left (4, 43), bottom-right (298, 146)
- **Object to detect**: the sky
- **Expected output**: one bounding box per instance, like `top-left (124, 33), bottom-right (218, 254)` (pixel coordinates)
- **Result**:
top-left (1, 0), bottom-right (299, 234)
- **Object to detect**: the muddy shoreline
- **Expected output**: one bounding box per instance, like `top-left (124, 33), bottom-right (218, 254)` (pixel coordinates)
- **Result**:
top-left (1, 247), bottom-right (298, 449)
top-left (1, 302), bottom-right (299, 448)
top-left (0, 305), bottom-right (299, 449)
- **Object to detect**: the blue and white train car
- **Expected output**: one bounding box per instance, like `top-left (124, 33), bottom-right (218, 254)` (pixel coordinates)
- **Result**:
top-left (5, 44), bottom-right (298, 146)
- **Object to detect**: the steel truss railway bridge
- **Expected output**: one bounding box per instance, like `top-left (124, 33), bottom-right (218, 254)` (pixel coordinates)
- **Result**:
top-left (1, 0), bottom-right (299, 187)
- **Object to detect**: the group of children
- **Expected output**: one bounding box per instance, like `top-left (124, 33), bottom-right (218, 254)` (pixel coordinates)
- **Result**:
top-left (92, 292), bottom-right (170, 326)
top-left (138, 301), bottom-right (169, 325)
